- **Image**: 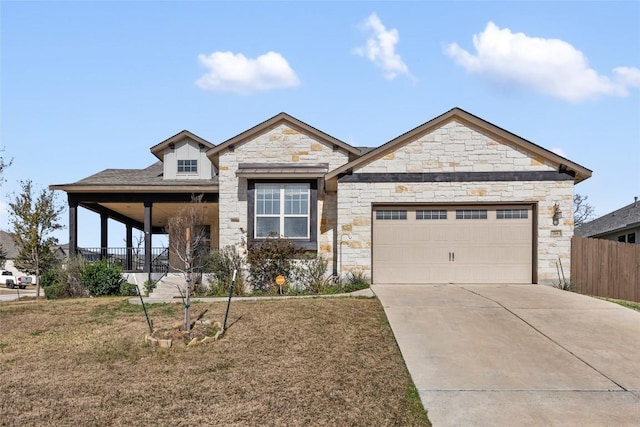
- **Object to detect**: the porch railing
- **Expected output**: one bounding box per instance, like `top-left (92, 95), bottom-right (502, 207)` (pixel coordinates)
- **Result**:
top-left (76, 247), bottom-right (169, 273)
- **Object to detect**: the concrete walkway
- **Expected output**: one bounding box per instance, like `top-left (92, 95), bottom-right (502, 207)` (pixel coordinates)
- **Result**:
top-left (372, 284), bottom-right (640, 427)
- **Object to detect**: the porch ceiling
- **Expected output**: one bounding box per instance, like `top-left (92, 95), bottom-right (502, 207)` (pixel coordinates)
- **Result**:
top-left (90, 202), bottom-right (219, 229)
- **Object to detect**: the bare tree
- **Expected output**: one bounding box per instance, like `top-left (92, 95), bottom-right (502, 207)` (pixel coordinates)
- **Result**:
top-left (166, 195), bottom-right (210, 331)
top-left (574, 193), bottom-right (595, 227)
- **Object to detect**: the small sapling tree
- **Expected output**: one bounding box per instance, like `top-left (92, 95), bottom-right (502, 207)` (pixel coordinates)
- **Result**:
top-left (8, 180), bottom-right (64, 297)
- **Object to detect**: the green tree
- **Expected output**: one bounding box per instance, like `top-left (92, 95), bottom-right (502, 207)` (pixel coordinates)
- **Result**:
top-left (8, 180), bottom-right (64, 297)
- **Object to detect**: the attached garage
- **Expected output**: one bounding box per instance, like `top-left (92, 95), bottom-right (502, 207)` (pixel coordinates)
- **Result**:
top-left (372, 205), bottom-right (535, 284)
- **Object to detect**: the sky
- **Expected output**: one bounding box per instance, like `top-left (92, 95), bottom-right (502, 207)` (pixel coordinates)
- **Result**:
top-left (1, 0), bottom-right (639, 248)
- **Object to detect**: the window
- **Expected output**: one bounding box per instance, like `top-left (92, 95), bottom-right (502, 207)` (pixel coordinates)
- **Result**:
top-left (497, 209), bottom-right (528, 219)
top-left (416, 210), bottom-right (447, 220)
top-left (376, 210), bottom-right (407, 220)
top-left (255, 183), bottom-right (310, 239)
top-left (456, 209), bottom-right (487, 220)
top-left (618, 235), bottom-right (626, 242)
top-left (628, 233), bottom-right (636, 244)
top-left (177, 159), bottom-right (198, 173)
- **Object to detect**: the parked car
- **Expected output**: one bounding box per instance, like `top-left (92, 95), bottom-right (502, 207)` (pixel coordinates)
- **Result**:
top-left (0, 270), bottom-right (28, 289)
top-left (17, 275), bottom-right (32, 287)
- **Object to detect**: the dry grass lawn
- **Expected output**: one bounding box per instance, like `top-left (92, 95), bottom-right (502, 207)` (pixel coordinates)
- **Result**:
top-left (0, 296), bottom-right (430, 426)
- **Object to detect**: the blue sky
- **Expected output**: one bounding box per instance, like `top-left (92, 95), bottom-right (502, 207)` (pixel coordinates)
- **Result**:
top-left (1, 1), bottom-right (639, 247)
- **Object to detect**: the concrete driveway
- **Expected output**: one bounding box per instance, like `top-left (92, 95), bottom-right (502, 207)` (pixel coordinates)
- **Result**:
top-left (372, 284), bottom-right (640, 427)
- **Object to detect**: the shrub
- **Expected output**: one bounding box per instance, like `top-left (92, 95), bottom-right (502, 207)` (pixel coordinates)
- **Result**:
top-left (293, 254), bottom-right (332, 294)
top-left (119, 282), bottom-right (138, 296)
top-left (44, 282), bottom-right (68, 300)
top-left (81, 260), bottom-right (125, 296)
top-left (247, 238), bottom-right (302, 292)
top-left (40, 257), bottom-right (88, 299)
top-left (343, 270), bottom-right (370, 292)
top-left (39, 267), bottom-right (64, 288)
top-left (205, 246), bottom-right (245, 296)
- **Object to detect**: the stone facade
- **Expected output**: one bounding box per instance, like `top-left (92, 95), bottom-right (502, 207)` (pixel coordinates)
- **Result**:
top-left (336, 119), bottom-right (574, 285)
top-left (218, 123), bottom-right (350, 263)
top-left (337, 180), bottom-right (574, 285)
top-left (360, 120), bottom-right (557, 173)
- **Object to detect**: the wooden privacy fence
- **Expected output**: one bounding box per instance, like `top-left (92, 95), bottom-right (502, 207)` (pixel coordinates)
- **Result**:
top-left (571, 236), bottom-right (640, 302)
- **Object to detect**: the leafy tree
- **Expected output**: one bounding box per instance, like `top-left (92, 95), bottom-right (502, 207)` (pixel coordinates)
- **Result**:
top-left (0, 244), bottom-right (6, 269)
top-left (0, 148), bottom-right (13, 183)
top-left (574, 193), bottom-right (595, 227)
top-left (8, 180), bottom-right (65, 297)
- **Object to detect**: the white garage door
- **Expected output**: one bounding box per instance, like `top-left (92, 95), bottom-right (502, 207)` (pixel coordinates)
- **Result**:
top-left (372, 205), bottom-right (533, 284)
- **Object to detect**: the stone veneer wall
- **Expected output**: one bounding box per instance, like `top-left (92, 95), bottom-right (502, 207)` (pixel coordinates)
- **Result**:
top-left (218, 123), bottom-right (349, 264)
top-left (337, 180), bottom-right (574, 285)
top-left (360, 120), bottom-right (558, 173)
top-left (337, 119), bottom-right (575, 285)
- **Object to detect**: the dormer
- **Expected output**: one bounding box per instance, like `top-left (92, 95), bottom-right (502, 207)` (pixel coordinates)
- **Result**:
top-left (150, 130), bottom-right (216, 180)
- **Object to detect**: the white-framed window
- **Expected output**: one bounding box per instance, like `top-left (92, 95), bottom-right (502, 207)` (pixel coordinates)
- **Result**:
top-left (255, 183), bottom-right (310, 239)
top-left (177, 159), bottom-right (198, 173)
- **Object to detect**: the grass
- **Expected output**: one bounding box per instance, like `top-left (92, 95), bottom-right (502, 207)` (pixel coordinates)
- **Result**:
top-left (597, 297), bottom-right (640, 312)
top-left (0, 296), bottom-right (430, 426)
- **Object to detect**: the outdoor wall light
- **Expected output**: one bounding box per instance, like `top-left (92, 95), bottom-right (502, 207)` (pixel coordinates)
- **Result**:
top-left (552, 203), bottom-right (563, 226)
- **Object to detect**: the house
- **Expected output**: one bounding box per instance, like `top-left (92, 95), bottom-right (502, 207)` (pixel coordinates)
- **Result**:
top-left (575, 197), bottom-right (640, 243)
top-left (0, 230), bottom-right (37, 281)
top-left (50, 108), bottom-right (592, 285)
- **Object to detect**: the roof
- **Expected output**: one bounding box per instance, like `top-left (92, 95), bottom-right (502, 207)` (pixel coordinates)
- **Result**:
top-left (0, 231), bottom-right (19, 259)
top-left (325, 107), bottom-right (592, 190)
top-left (575, 198), bottom-right (640, 237)
top-left (149, 130), bottom-right (215, 161)
top-left (50, 162), bottom-right (219, 192)
top-left (206, 112), bottom-right (362, 167)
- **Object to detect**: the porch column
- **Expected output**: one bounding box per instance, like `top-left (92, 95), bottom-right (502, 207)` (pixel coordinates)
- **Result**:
top-left (100, 213), bottom-right (108, 259)
top-left (144, 201), bottom-right (153, 274)
top-left (69, 200), bottom-right (78, 256)
top-left (125, 224), bottom-right (133, 271)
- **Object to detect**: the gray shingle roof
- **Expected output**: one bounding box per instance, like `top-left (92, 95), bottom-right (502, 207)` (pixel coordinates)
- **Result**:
top-left (575, 199), bottom-right (640, 237)
top-left (0, 230), bottom-right (19, 259)
top-left (63, 162), bottom-right (219, 187)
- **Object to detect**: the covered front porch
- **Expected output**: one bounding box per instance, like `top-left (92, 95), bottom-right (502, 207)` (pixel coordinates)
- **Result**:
top-left (61, 191), bottom-right (219, 273)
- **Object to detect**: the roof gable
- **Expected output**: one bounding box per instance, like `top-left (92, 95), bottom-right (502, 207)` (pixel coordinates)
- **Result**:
top-left (206, 113), bottom-right (361, 167)
top-left (150, 130), bottom-right (215, 161)
top-left (325, 108), bottom-right (592, 188)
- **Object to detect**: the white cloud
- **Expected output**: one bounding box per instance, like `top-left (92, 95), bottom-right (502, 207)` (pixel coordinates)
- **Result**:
top-left (445, 22), bottom-right (640, 102)
top-left (196, 51), bottom-right (300, 94)
top-left (354, 13), bottom-right (410, 80)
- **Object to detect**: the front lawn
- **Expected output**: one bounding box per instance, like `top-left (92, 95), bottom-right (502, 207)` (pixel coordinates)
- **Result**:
top-left (0, 297), bottom-right (430, 426)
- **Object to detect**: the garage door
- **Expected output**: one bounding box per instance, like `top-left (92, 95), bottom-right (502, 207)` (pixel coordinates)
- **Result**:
top-left (372, 205), bottom-right (533, 284)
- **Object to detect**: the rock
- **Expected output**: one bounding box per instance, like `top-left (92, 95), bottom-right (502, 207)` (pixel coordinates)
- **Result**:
top-left (145, 335), bottom-right (158, 346)
top-left (200, 319), bottom-right (211, 325)
top-left (200, 336), bottom-right (214, 344)
top-left (172, 322), bottom-right (183, 330)
top-left (187, 337), bottom-right (199, 347)
top-left (214, 330), bottom-right (223, 340)
top-left (158, 339), bottom-right (172, 348)
top-left (213, 321), bottom-right (222, 329)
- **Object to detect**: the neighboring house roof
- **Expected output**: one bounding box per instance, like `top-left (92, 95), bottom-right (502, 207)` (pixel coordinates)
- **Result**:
top-left (325, 107), bottom-right (592, 190)
top-left (0, 231), bottom-right (20, 259)
top-left (149, 130), bottom-right (215, 161)
top-left (575, 198), bottom-right (640, 237)
top-left (206, 112), bottom-right (363, 167)
top-left (50, 162), bottom-right (219, 192)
